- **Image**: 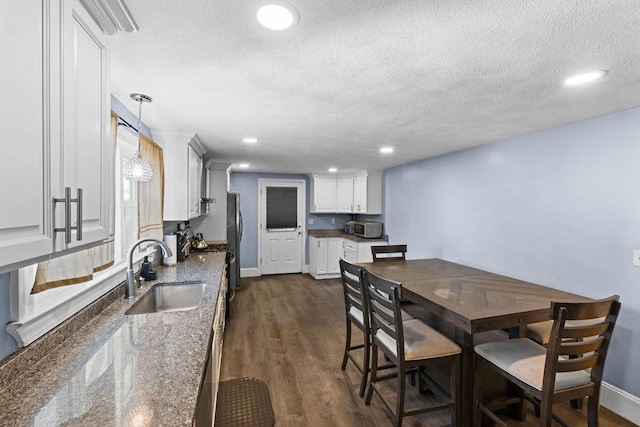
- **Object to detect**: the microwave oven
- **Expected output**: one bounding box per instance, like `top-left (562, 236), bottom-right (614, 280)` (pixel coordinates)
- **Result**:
top-left (352, 221), bottom-right (383, 239)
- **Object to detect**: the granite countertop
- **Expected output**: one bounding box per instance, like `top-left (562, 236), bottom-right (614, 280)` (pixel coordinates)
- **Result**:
top-left (0, 251), bottom-right (226, 427)
top-left (308, 229), bottom-right (388, 242)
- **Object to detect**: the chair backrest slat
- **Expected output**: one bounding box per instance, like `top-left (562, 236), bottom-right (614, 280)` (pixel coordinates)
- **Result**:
top-left (558, 337), bottom-right (604, 356)
top-left (556, 354), bottom-right (600, 372)
top-left (550, 297), bottom-right (618, 321)
top-left (562, 322), bottom-right (609, 339)
top-left (371, 244), bottom-right (407, 262)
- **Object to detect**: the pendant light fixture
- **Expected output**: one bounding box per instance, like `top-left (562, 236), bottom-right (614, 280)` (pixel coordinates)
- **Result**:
top-left (123, 93), bottom-right (154, 182)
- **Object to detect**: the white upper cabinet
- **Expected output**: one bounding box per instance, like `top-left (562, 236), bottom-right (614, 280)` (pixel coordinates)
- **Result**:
top-left (0, 0), bottom-right (111, 271)
top-left (188, 145), bottom-right (203, 219)
top-left (154, 131), bottom-right (207, 221)
top-left (336, 177), bottom-right (354, 213)
top-left (310, 177), bottom-right (337, 213)
top-left (58, 0), bottom-right (111, 249)
top-left (309, 170), bottom-right (382, 214)
top-left (353, 171), bottom-right (382, 214)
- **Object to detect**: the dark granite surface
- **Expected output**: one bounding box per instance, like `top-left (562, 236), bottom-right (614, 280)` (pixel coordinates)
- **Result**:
top-left (307, 229), bottom-right (388, 242)
top-left (0, 251), bottom-right (226, 427)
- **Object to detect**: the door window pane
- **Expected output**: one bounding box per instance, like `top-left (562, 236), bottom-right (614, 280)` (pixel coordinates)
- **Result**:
top-left (266, 187), bottom-right (297, 230)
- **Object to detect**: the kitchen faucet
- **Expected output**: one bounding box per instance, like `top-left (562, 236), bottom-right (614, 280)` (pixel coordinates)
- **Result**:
top-left (125, 238), bottom-right (172, 299)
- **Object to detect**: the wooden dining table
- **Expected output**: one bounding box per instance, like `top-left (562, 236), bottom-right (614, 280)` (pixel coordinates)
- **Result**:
top-left (357, 258), bottom-right (591, 426)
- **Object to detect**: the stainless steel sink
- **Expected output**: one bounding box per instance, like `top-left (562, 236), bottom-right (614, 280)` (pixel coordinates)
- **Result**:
top-left (125, 281), bottom-right (206, 315)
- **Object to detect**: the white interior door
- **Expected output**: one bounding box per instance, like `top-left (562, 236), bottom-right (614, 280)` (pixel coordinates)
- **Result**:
top-left (259, 179), bottom-right (304, 275)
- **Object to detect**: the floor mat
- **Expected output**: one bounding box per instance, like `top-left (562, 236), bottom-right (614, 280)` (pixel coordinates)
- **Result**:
top-left (215, 377), bottom-right (275, 426)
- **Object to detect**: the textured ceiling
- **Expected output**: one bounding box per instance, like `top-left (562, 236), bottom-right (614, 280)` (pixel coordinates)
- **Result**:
top-left (109, 0), bottom-right (640, 174)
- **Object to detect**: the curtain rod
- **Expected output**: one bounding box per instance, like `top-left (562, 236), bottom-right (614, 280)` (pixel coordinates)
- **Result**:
top-left (117, 117), bottom-right (138, 132)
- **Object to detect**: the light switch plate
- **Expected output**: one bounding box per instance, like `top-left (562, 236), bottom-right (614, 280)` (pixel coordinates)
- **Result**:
top-left (634, 250), bottom-right (640, 267)
top-left (308, 218), bottom-right (314, 225)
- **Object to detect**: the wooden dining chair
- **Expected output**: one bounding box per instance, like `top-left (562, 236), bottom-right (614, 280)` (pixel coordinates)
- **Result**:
top-left (339, 259), bottom-right (372, 397)
top-left (362, 270), bottom-right (461, 426)
top-left (472, 295), bottom-right (621, 427)
top-left (526, 316), bottom-right (606, 411)
top-left (371, 244), bottom-right (407, 262)
top-left (339, 259), bottom-right (416, 398)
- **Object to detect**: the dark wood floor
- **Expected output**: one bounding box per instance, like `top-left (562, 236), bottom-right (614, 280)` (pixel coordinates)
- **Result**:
top-left (220, 274), bottom-right (634, 427)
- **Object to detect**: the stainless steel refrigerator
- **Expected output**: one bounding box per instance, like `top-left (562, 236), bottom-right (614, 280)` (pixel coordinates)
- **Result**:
top-left (227, 192), bottom-right (242, 290)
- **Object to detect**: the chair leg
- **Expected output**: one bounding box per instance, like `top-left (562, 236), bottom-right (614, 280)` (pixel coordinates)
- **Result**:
top-left (540, 400), bottom-right (553, 427)
top-left (396, 365), bottom-right (406, 427)
top-left (587, 390), bottom-right (601, 427)
top-left (359, 328), bottom-right (370, 397)
top-left (365, 343), bottom-right (378, 405)
top-left (341, 320), bottom-right (351, 371)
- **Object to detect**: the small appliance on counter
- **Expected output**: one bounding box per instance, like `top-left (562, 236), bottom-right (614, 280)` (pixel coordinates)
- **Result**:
top-left (344, 220), bottom-right (355, 235)
top-left (163, 234), bottom-right (178, 265)
top-left (352, 220), bottom-right (383, 239)
top-left (176, 228), bottom-right (191, 262)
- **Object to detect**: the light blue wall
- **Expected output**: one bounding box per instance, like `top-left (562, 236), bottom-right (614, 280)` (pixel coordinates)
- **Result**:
top-left (0, 273), bottom-right (16, 360)
top-left (229, 172), bottom-right (353, 268)
top-left (384, 107), bottom-right (640, 396)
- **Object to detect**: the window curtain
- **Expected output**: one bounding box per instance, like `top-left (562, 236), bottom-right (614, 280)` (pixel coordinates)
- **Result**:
top-left (31, 112), bottom-right (118, 293)
top-left (138, 134), bottom-right (164, 240)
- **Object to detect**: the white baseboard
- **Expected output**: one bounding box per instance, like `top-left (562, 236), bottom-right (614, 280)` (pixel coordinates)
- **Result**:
top-left (241, 266), bottom-right (311, 277)
top-left (602, 381), bottom-right (640, 424)
top-left (240, 268), bottom-right (260, 278)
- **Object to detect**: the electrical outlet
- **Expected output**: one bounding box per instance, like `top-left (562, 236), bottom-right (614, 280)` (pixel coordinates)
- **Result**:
top-left (308, 218), bottom-right (314, 225)
top-left (331, 218), bottom-right (335, 224)
top-left (634, 250), bottom-right (640, 267)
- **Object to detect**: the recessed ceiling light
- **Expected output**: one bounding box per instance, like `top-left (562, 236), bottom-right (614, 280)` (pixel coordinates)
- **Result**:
top-left (328, 167), bottom-right (337, 173)
top-left (257, 1), bottom-right (299, 30)
top-left (564, 70), bottom-right (608, 86)
top-left (242, 137), bottom-right (258, 143)
top-left (380, 147), bottom-right (394, 154)
top-left (238, 163), bottom-right (250, 168)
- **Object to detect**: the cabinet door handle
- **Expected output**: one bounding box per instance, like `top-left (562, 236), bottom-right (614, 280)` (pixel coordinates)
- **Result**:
top-left (62, 187), bottom-right (72, 244)
top-left (53, 187), bottom-right (83, 244)
top-left (75, 188), bottom-right (83, 241)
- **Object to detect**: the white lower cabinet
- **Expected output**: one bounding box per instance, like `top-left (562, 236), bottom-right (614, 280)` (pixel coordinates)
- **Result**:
top-left (309, 236), bottom-right (387, 279)
top-left (210, 275), bottom-right (227, 424)
top-left (343, 239), bottom-right (387, 264)
top-left (309, 236), bottom-right (342, 279)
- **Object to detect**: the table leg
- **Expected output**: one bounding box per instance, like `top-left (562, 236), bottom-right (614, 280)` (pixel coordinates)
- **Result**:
top-left (455, 329), bottom-right (473, 427)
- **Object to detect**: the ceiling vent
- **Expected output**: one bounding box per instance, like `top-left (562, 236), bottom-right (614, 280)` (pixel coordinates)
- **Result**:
top-left (80, 0), bottom-right (138, 35)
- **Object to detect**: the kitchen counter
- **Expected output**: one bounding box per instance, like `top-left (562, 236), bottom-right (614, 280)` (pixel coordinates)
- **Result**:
top-left (307, 229), bottom-right (388, 242)
top-left (0, 251), bottom-right (226, 427)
